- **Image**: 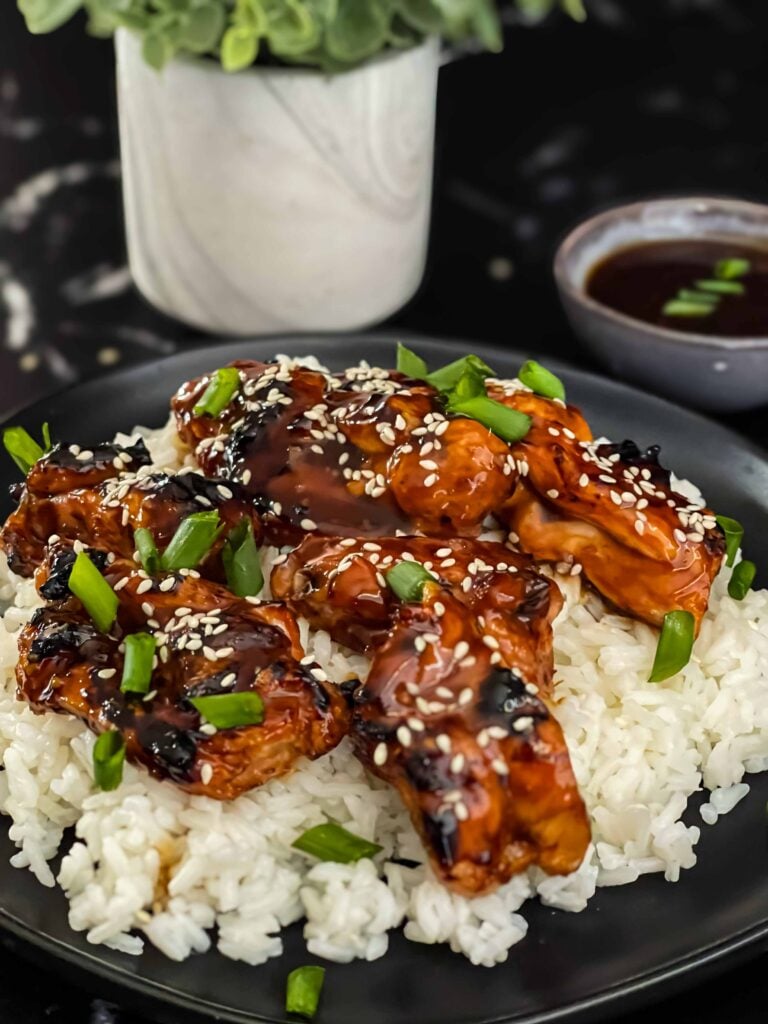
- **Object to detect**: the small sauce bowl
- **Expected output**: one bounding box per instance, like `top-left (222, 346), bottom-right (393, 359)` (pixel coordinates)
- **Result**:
top-left (554, 197), bottom-right (768, 412)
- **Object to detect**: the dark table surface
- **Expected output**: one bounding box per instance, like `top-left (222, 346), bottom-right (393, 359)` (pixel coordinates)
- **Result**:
top-left (1, 0), bottom-right (767, 1021)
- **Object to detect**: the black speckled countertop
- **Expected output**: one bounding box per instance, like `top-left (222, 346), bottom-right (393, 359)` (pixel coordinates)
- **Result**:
top-left (1, 1), bottom-right (767, 1021)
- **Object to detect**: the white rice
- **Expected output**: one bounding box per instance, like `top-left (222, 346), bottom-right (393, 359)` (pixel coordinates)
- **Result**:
top-left (0, 377), bottom-right (766, 969)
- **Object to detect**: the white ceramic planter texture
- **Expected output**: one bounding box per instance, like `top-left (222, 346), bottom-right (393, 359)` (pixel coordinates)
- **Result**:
top-left (115, 29), bottom-right (440, 336)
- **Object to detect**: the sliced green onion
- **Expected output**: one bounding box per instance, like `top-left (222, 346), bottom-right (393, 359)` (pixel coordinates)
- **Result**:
top-left (286, 966), bottom-right (326, 1020)
top-left (518, 359), bottom-right (566, 401)
top-left (222, 518), bottom-right (263, 598)
top-left (292, 823), bottom-right (382, 863)
top-left (120, 632), bottom-right (157, 694)
top-left (41, 422), bottom-right (52, 452)
top-left (93, 730), bottom-right (125, 791)
top-left (714, 258), bottom-right (751, 280)
top-left (426, 354), bottom-right (494, 393)
top-left (190, 691), bottom-right (265, 729)
top-left (160, 511), bottom-right (222, 571)
top-left (676, 289), bottom-right (719, 306)
top-left (446, 364), bottom-right (487, 405)
top-left (193, 367), bottom-right (241, 417)
top-left (68, 552), bottom-right (119, 633)
top-left (695, 279), bottom-right (746, 296)
top-left (385, 561), bottom-right (437, 602)
top-left (728, 560), bottom-right (756, 601)
top-left (448, 394), bottom-right (531, 443)
top-left (649, 610), bottom-right (695, 683)
top-left (134, 527), bottom-right (161, 575)
top-left (662, 300), bottom-right (715, 318)
top-left (396, 342), bottom-right (428, 379)
top-left (3, 426), bottom-right (44, 475)
top-left (715, 515), bottom-right (744, 567)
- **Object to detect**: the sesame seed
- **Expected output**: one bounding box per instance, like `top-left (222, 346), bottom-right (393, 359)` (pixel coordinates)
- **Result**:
top-left (579, 473), bottom-right (589, 487)
top-left (634, 520), bottom-right (645, 535)
top-left (459, 687), bottom-right (473, 706)
top-left (136, 579), bottom-right (153, 595)
top-left (513, 716), bottom-right (534, 732)
top-left (492, 758), bottom-right (509, 776)
top-left (200, 723), bottom-right (217, 736)
top-left (221, 673), bottom-right (237, 688)
top-left (423, 474), bottom-right (437, 488)
top-left (203, 646), bottom-right (217, 660)
top-left (217, 646), bottom-right (234, 659)
top-left (674, 528), bottom-right (687, 543)
top-left (97, 668), bottom-right (116, 680)
top-left (450, 753), bottom-right (465, 773)
top-left (482, 635), bottom-right (500, 650)
top-left (141, 602), bottom-right (154, 617)
top-left (436, 734), bottom-right (451, 754)
top-left (546, 489), bottom-right (560, 500)
top-left (241, 469), bottom-right (252, 485)
top-left (300, 518), bottom-right (318, 531)
top-left (396, 726), bottom-right (412, 747)
top-left (454, 801), bottom-right (469, 821)
top-left (454, 640), bottom-right (470, 660)
top-left (488, 726), bottom-right (508, 739)
top-left (201, 763), bottom-right (214, 785)
top-left (434, 601), bottom-right (446, 617)
top-left (420, 459), bottom-right (439, 471)
top-left (490, 651), bottom-right (502, 665)
top-left (374, 742), bottom-right (388, 766)
top-left (114, 577), bottom-right (129, 592)
top-left (407, 717), bottom-right (425, 732)
top-left (76, 450), bottom-right (94, 461)
top-left (159, 577), bottom-right (176, 592)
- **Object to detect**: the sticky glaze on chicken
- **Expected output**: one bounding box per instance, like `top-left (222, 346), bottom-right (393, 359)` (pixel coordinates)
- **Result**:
top-left (0, 438), bottom-right (261, 583)
top-left (489, 383), bottom-right (726, 628)
top-left (272, 536), bottom-right (589, 894)
top-left (172, 361), bottom-right (518, 544)
top-left (17, 545), bottom-right (349, 800)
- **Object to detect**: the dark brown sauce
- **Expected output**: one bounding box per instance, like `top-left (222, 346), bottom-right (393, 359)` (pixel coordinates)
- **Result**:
top-left (586, 238), bottom-right (768, 337)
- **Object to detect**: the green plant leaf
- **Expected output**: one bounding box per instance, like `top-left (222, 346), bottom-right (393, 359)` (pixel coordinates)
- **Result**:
top-left (221, 24), bottom-right (259, 70)
top-left (266, 0), bottom-right (320, 57)
top-left (325, 0), bottom-right (389, 63)
top-left (397, 0), bottom-right (444, 33)
top-left (142, 29), bottom-right (174, 69)
top-left (18, 0), bottom-right (83, 33)
top-left (181, 2), bottom-right (226, 51)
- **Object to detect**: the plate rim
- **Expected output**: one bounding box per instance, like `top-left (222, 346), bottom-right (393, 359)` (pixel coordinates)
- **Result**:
top-left (0, 330), bottom-right (766, 1024)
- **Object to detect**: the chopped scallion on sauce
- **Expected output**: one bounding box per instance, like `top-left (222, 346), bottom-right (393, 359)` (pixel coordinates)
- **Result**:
top-left (292, 822), bottom-right (382, 864)
top-left (189, 691), bottom-right (265, 729)
top-left (120, 632), bottom-right (157, 694)
top-left (161, 511), bottom-right (222, 571)
top-left (385, 561), bottom-right (437, 602)
top-left (68, 552), bottom-right (119, 633)
top-left (518, 359), bottom-right (566, 401)
top-left (715, 515), bottom-right (744, 567)
top-left (649, 610), bottom-right (695, 683)
top-left (193, 367), bottom-right (241, 417)
top-left (93, 730), bottom-right (125, 791)
top-left (222, 518), bottom-right (263, 598)
top-left (134, 527), bottom-right (161, 575)
top-left (728, 560), bottom-right (756, 601)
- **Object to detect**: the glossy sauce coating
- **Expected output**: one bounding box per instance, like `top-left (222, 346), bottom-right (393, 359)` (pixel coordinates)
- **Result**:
top-left (271, 535), bottom-right (589, 893)
top-left (18, 545), bottom-right (350, 800)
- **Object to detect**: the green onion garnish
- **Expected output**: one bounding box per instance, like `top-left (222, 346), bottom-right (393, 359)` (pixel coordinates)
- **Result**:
top-left (676, 289), bottom-right (719, 306)
top-left (426, 354), bottom-right (494, 393)
top-left (3, 426), bottom-right (44, 475)
top-left (189, 691), bottom-right (265, 729)
top-left (396, 342), bottom-right (428, 380)
top-left (518, 359), bottom-right (566, 401)
top-left (662, 300), bottom-right (715, 318)
top-left (41, 422), bottom-right (52, 452)
top-left (134, 527), bottom-right (161, 575)
top-left (120, 632), bottom-right (157, 694)
top-left (695, 279), bottom-right (746, 296)
top-left (93, 730), bottom-right (125, 791)
top-left (193, 367), bottom-right (241, 417)
top-left (385, 561), bottom-right (437, 602)
top-left (222, 518), bottom-right (263, 598)
top-left (448, 394), bottom-right (531, 443)
top-left (728, 560), bottom-right (756, 601)
top-left (161, 511), bottom-right (222, 571)
top-left (286, 966), bottom-right (326, 1020)
top-left (292, 822), bottom-right (382, 863)
top-left (715, 515), bottom-right (744, 567)
top-left (715, 258), bottom-right (751, 281)
top-left (649, 610), bottom-right (695, 683)
top-left (68, 552), bottom-right (119, 633)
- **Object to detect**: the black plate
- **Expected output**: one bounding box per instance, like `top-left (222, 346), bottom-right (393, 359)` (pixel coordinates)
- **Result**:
top-left (1, 334), bottom-right (767, 1024)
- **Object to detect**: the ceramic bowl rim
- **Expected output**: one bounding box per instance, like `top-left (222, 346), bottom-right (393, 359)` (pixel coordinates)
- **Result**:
top-left (553, 195), bottom-right (768, 352)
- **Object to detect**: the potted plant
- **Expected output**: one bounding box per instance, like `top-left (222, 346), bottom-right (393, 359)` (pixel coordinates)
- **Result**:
top-left (18, 1), bottom-right (582, 336)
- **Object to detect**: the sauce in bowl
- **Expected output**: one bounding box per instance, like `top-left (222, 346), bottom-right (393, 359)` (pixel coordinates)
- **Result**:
top-left (586, 239), bottom-right (768, 337)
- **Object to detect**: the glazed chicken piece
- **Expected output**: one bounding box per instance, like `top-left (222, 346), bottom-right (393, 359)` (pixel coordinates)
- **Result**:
top-left (489, 383), bottom-right (726, 628)
top-left (272, 536), bottom-right (590, 895)
top-left (1, 437), bottom-right (261, 582)
top-left (17, 545), bottom-right (349, 800)
top-left (172, 361), bottom-right (518, 543)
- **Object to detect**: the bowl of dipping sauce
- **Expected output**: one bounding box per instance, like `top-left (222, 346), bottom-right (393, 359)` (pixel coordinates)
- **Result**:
top-left (554, 196), bottom-right (768, 411)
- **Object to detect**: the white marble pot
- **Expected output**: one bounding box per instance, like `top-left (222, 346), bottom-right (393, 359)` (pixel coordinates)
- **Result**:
top-left (115, 29), bottom-right (440, 336)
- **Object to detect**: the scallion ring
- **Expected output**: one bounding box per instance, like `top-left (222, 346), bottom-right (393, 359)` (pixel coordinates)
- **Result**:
top-left (396, 342), bottom-right (428, 380)
top-left (662, 300), bottom-right (715, 318)
top-left (193, 367), bottom-right (241, 417)
top-left (448, 394), bottom-right (531, 443)
top-left (285, 965), bottom-right (326, 1020)
top-left (292, 822), bottom-right (382, 864)
top-left (93, 730), bottom-right (125, 791)
top-left (715, 515), bottom-right (744, 567)
top-left (161, 511), bottom-right (222, 571)
top-left (426, 354), bottom-right (494, 393)
top-left (134, 527), bottom-right (161, 575)
top-left (728, 560), bottom-right (756, 601)
top-left (385, 561), bottom-right (437, 603)
top-left (714, 258), bottom-right (751, 281)
top-left (3, 426), bottom-right (45, 475)
top-left (222, 518), bottom-right (263, 598)
top-left (190, 691), bottom-right (265, 729)
top-left (68, 552), bottom-right (119, 633)
top-left (517, 359), bottom-right (566, 401)
top-left (120, 632), bottom-right (157, 695)
top-left (695, 279), bottom-right (746, 296)
top-left (649, 610), bottom-right (695, 683)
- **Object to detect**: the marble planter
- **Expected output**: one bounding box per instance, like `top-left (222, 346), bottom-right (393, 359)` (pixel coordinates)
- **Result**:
top-left (115, 29), bottom-right (439, 336)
